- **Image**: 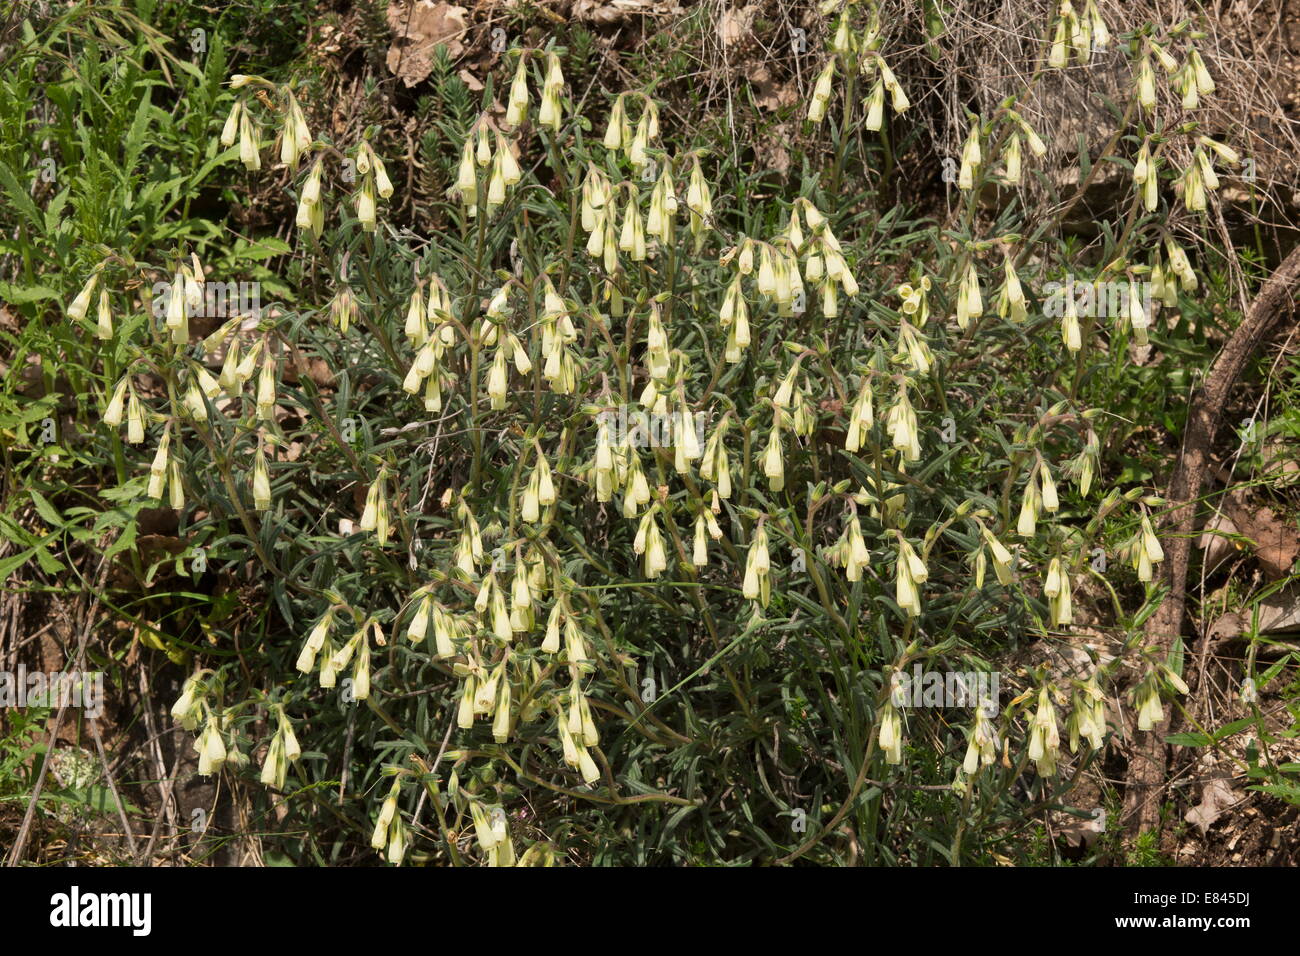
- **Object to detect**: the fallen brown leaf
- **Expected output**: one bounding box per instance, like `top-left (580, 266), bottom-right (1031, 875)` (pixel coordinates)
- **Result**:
top-left (385, 1), bottom-right (470, 88)
top-left (1184, 773), bottom-right (1239, 837)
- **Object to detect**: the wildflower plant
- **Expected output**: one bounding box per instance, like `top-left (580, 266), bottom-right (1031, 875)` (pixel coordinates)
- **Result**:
top-left (8, 0), bottom-right (1272, 866)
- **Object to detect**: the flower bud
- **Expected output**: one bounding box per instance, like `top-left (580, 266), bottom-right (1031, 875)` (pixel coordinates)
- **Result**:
top-left (603, 95), bottom-right (626, 150)
top-left (1028, 686), bottom-right (1060, 775)
top-left (103, 376), bottom-right (129, 427)
top-left (1135, 56), bottom-right (1156, 110)
top-left (171, 675), bottom-right (202, 731)
top-left (125, 385), bottom-right (145, 444)
top-left (220, 99), bottom-right (242, 148)
top-left (355, 180), bottom-right (376, 231)
top-left (958, 120), bottom-right (981, 190)
top-left (808, 60), bottom-right (835, 123)
top-left (238, 109), bottom-right (260, 170)
top-left (147, 425), bottom-right (171, 500)
top-left (879, 700), bottom-right (903, 764)
top-left (492, 667), bottom-right (513, 742)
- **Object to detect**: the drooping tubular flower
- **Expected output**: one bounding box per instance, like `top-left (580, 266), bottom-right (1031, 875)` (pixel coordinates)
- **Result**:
top-left (165, 269), bottom-right (189, 344)
top-left (1132, 511), bottom-right (1165, 582)
top-left (68, 267), bottom-right (100, 324)
top-left (838, 510), bottom-right (871, 582)
top-left (1003, 131), bottom-right (1025, 185)
top-left (1028, 686), bottom-right (1060, 776)
top-left (1135, 55), bottom-right (1156, 110)
top-left (829, 13), bottom-right (852, 55)
top-left (1010, 110), bottom-right (1048, 161)
top-left (1189, 48), bottom-right (1215, 97)
top-left (1016, 472), bottom-right (1040, 538)
top-left (405, 591), bottom-right (432, 646)
top-left (351, 140), bottom-right (391, 226)
top-left (510, 562), bottom-right (534, 633)
top-left (897, 277), bottom-right (931, 324)
top-left (171, 674), bottom-right (203, 731)
top-left (699, 416), bottom-right (733, 499)
top-left (486, 343), bottom-right (510, 409)
top-left (686, 155), bottom-right (713, 241)
top-left (456, 133), bottom-right (479, 213)
top-left (1132, 139), bottom-right (1160, 212)
top-left (762, 413), bottom-right (785, 492)
top-left (184, 362), bottom-right (219, 422)
top-left (124, 379), bottom-right (145, 445)
top-left (238, 106), bottom-right (261, 170)
top-left (646, 162), bottom-right (678, 244)
top-left (864, 78), bottom-right (886, 132)
top-left (1135, 674), bottom-right (1164, 731)
top-left (220, 99), bottom-right (242, 149)
top-left (981, 525), bottom-right (1016, 585)
top-left (103, 375), bottom-right (130, 428)
top-left (881, 55), bottom-right (910, 111)
top-left (1180, 151), bottom-right (1207, 212)
top-left (492, 659), bottom-right (513, 744)
top-left (556, 701), bottom-right (601, 785)
top-left (371, 778), bottom-right (408, 865)
top-left (297, 605), bottom-right (338, 674)
top-left (252, 443), bottom-right (272, 511)
top-left (256, 350), bottom-right (277, 421)
top-left (603, 94), bottom-right (628, 151)
top-left (1039, 459), bottom-right (1059, 513)
top-left (742, 521), bottom-right (771, 607)
top-left (260, 708), bottom-right (302, 792)
top-left (196, 714), bottom-right (228, 776)
top-left (673, 400), bottom-right (701, 474)
top-left (146, 424), bottom-right (171, 501)
top-left (279, 90), bottom-right (312, 170)
top-left (1061, 279), bottom-right (1082, 352)
top-left (628, 109), bottom-right (651, 169)
top-left (718, 274), bottom-right (747, 353)
top-left (477, 572), bottom-right (513, 643)
top-left (1084, 0), bottom-right (1109, 49)
top-left (692, 508), bottom-right (710, 566)
top-left (358, 467), bottom-right (391, 545)
top-left (355, 177), bottom-right (376, 232)
top-left (433, 604), bottom-right (461, 659)
top-left (1177, 49), bottom-right (1208, 108)
top-left (1048, 8), bottom-right (1069, 68)
top-left (618, 191), bottom-right (647, 262)
top-left (567, 679), bottom-right (600, 750)
top-left (1164, 236), bottom-right (1198, 291)
top-left (521, 446), bottom-right (556, 524)
top-left (592, 414), bottom-right (616, 503)
top-left (295, 158), bottom-right (326, 235)
top-left (1149, 39), bottom-right (1179, 75)
top-left (897, 320), bottom-right (933, 376)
